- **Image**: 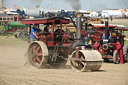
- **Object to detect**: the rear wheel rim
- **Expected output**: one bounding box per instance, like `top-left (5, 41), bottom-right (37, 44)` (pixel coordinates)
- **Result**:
top-left (113, 50), bottom-right (120, 64)
top-left (27, 41), bottom-right (48, 68)
top-left (126, 50), bottom-right (128, 62)
top-left (115, 53), bottom-right (120, 63)
top-left (30, 43), bottom-right (42, 67)
top-left (70, 51), bottom-right (86, 71)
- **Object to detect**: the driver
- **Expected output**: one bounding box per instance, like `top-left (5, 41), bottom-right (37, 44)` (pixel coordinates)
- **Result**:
top-left (54, 26), bottom-right (64, 41)
top-left (55, 26), bottom-right (64, 33)
top-left (30, 24), bottom-right (39, 43)
top-left (44, 25), bottom-right (50, 33)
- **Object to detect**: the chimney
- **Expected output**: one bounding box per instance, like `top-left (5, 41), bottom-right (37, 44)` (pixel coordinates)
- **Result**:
top-left (76, 13), bottom-right (82, 40)
top-left (105, 19), bottom-right (109, 39)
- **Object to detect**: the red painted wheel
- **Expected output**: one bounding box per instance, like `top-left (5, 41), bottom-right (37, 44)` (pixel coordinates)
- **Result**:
top-left (27, 41), bottom-right (48, 69)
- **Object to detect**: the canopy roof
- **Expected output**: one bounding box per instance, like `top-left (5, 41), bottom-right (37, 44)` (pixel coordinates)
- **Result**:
top-left (115, 27), bottom-right (128, 31)
top-left (21, 17), bottom-right (70, 25)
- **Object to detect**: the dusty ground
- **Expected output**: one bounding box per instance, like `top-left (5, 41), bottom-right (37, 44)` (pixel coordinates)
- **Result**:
top-left (0, 36), bottom-right (128, 85)
top-left (109, 19), bottom-right (128, 27)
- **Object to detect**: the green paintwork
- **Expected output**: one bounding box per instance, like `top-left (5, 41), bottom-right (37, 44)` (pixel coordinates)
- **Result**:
top-left (9, 21), bottom-right (25, 27)
top-left (0, 21), bottom-right (8, 30)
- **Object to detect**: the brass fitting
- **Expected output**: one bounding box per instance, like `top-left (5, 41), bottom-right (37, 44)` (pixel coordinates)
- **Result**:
top-left (76, 13), bottom-right (82, 17)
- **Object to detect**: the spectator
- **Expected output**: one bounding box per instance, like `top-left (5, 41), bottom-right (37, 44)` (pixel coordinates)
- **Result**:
top-left (110, 15), bottom-right (113, 21)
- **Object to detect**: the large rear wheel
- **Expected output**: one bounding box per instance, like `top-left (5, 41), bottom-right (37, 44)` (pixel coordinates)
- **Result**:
top-left (123, 45), bottom-right (128, 62)
top-left (27, 41), bottom-right (48, 69)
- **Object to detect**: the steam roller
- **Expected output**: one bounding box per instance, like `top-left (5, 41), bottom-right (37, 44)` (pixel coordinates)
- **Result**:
top-left (70, 50), bottom-right (103, 72)
top-left (69, 14), bottom-right (103, 72)
top-left (23, 13), bottom-right (103, 72)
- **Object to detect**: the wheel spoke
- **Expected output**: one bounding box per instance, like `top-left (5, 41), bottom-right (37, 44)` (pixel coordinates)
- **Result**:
top-left (30, 56), bottom-right (36, 65)
top-left (35, 56), bottom-right (41, 64)
top-left (31, 44), bottom-right (42, 64)
top-left (30, 49), bottom-right (34, 58)
top-left (37, 49), bottom-right (42, 56)
top-left (75, 62), bottom-right (79, 67)
top-left (70, 52), bottom-right (86, 71)
top-left (80, 56), bottom-right (85, 65)
top-left (37, 52), bottom-right (42, 56)
top-left (32, 46), bottom-right (36, 53)
top-left (80, 61), bottom-right (85, 65)
top-left (72, 60), bottom-right (77, 67)
top-left (36, 46), bottom-right (40, 52)
top-left (76, 62), bottom-right (83, 69)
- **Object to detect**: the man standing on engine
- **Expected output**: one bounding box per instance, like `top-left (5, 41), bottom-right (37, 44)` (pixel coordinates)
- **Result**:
top-left (111, 40), bottom-right (124, 64)
top-left (93, 41), bottom-right (100, 51)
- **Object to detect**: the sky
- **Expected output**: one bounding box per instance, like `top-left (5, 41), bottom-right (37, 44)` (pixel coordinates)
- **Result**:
top-left (4, 0), bottom-right (128, 11)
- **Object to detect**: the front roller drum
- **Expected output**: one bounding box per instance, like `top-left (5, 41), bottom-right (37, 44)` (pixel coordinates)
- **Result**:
top-left (70, 50), bottom-right (103, 72)
top-left (27, 41), bottom-right (48, 69)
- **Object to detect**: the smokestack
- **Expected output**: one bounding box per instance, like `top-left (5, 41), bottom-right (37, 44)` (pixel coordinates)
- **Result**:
top-left (84, 17), bottom-right (88, 32)
top-left (105, 19), bottom-right (109, 39)
top-left (76, 14), bottom-right (82, 40)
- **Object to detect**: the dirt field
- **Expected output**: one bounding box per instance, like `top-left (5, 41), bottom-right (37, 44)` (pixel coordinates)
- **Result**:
top-left (109, 19), bottom-right (128, 26)
top-left (0, 36), bottom-right (128, 85)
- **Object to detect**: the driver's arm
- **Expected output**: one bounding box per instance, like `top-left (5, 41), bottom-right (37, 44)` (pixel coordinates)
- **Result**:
top-left (33, 32), bottom-right (38, 39)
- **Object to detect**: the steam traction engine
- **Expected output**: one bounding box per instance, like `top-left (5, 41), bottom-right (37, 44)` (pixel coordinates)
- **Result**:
top-left (21, 14), bottom-right (103, 72)
top-left (92, 20), bottom-right (128, 64)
